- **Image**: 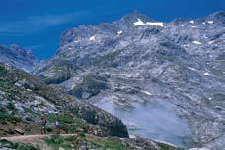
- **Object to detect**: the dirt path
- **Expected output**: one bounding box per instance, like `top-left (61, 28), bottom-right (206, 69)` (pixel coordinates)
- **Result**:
top-left (0, 134), bottom-right (76, 150)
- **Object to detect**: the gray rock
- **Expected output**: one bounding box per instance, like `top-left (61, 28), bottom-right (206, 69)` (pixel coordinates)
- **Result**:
top-left (0, 44), bottom-right (37, 73)
top-left (34, 11), bottom-right (225, 149)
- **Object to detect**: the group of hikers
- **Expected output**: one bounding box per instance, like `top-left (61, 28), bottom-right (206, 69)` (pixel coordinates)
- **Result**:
top-left (40, 113), bottom-right (98, 135)
top-left (40, 114), bottom-right (61, 134)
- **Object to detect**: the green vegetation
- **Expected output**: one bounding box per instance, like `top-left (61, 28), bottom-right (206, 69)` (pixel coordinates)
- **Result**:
top-left (0, 139), bottom-right (40, 150)
top-left (45, 134), bottom-right (128, 150)
top-left (158, 142), bottom-right (175, 150)
top-left (95, 138), bottom-right (128, 150)
top-left (0, 79), bottom-right (9, 88)
top-left (44, 134), bottom-right (77, 150)
top-left (82, 136), bottom-right (128, 150)
top-left (47, 113), bottom-right (87, 133)
top-left (0, 65), bottom-right (6, 75)
top-left (7, 102), bottom-right (16, 110)
top-left (0, 111), bottom-right (21, 122)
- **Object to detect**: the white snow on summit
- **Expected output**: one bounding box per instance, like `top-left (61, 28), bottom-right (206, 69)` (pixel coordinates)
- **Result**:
top-left (134, 19), bottom-right (145, 26)
top-left (188, 67), bottom-right (197, 72)
top-left (208, 21), bottom-right (214, 24)
top-left (192, 41), bottom-right (202, 45)
top-left (204, 72), bottom-right (210, 76)
top-left (89, 36), bottom-right (96, 41)
top-left (208, 40), bottom-right (215, 44)
top-left (189, 20), bottom-right (194, 24)
top-left (146, 22), bottom-right (164, 27)
top-left (117, 31), bottom-right (123, 35)
top-left (141, 90), bottom-right (153, 96)
top-left (134, 19), bottom-right (164, 27)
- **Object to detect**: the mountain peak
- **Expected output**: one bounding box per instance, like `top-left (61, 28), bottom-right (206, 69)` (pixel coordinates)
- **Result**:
top-left (122, 11), bottom-right (146, 18)
top-left (0, 44), bottom-right (37, 72)
top-left (118, 11), bottom-right (154, 25)
top-left (205, 10), bottom-right (225, 24)
top-left (209, 10), bottom-right (225, 18)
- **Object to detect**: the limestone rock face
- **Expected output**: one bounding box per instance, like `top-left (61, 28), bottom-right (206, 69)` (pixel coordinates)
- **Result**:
top-left (0, 44), bottom-right (37, 73)
top-left (34, 11), bottom-right (225, 149)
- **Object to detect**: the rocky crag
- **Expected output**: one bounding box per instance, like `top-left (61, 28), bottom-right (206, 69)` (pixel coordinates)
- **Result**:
top-left (34, 11), bottom-right (225, 150)
top-left (0, 44), bottom-right (37, 72)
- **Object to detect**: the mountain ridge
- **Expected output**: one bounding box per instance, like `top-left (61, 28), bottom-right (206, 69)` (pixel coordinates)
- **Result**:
top-left (0, 10), bottom-right (224, 150)
top-left (0, 44), bottom-right (37, 73)
top-left (34, 11), bottom-right (225, 149)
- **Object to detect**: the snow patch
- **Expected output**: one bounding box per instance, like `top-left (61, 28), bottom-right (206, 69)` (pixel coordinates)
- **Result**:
top-left (208, 40), bottom-right (215, 44)
top-left (89, 36), bottom-right (96, 41)
top-left (129, 135), bottom-right (136, 139)
top-left (190, 25), bottom-right (196, 28)
top-left (117, 30), bottom-right (123, 35)
top-left (208, 21), bottom-right (214, 24)
top-left (188, 67), bottom-right (197, 72)
top-left (204, 72), bottom-right (210, 76)
top-left (192, 41), bottom-right (202, 45)
top-left (146, 22), bottom-right (164, 27)
top-left (189, 20), bottom-right (194, 24)
top-left (134, 19), bottom-right (145, 26)
top-left (202, 22), bottom-right (206, 25)
top-left (141, 90), bottom-right (153, 96)
top-left (27, 89), bottom-right (32, 92)
top-left (134, 19), bottom-right (164, 27)
top-left (203, 34), bottom-right (207, 38)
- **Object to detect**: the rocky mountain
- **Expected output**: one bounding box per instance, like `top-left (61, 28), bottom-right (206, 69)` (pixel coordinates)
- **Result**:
top-left (0, 63), bottom-right (180, 150)
top-left (34, 11), bottom-right (225, 150)
top-left (0, 44), bottom-right (37, 73)
top-left (0, 63), bottom-right (129, 137)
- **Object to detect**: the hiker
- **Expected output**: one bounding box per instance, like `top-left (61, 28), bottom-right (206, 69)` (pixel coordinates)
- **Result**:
top-left (55, 115), bottom-right (61, 134)
top-left (40, 117), bottom-right (47, 134)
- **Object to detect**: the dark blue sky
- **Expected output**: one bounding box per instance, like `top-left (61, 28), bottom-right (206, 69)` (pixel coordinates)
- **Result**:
top-left (0, 0), bottom-right (224, 59)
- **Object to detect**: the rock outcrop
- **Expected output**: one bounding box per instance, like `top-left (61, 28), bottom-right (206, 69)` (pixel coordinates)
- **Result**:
top-left (34, 11), bottom-right (225, 149)
top-left (0, 44), bottom-right (37, 73)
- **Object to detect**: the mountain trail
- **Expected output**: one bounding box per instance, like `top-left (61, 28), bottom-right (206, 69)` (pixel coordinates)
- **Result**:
top-left (0, 134), bottom-right (76, 150)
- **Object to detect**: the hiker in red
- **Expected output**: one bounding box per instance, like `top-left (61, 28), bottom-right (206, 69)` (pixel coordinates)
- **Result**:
top-left (40, 117), bottom-right (47, 134)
